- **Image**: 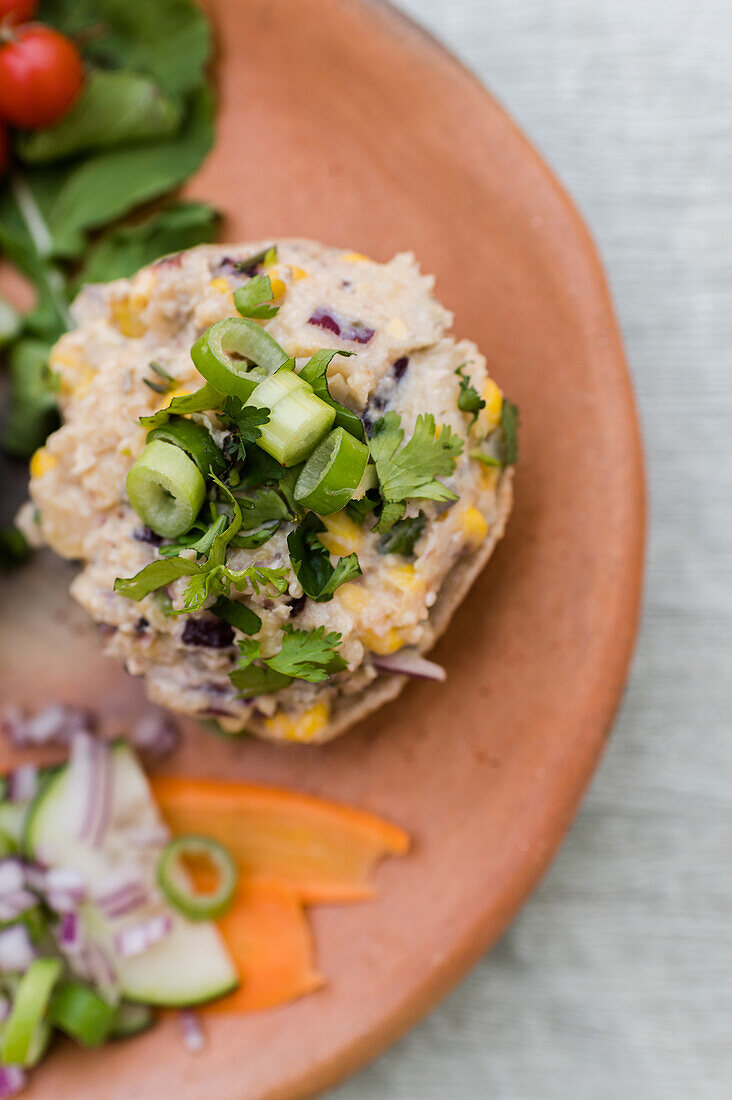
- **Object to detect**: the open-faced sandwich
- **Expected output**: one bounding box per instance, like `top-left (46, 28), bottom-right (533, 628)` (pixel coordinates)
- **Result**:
top-left (21, 241), bottom-right (516, 743)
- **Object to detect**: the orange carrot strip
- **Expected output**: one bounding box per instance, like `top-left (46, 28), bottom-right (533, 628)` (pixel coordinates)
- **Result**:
top-left (204, 877), bottom-right (323, 1014)
top-left (152, 776), bottom-right (409, 905)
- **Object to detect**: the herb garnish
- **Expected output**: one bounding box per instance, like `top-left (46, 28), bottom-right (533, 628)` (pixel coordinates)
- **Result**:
top-left (233, 274), bottom-right (279, 319)
top-left (470, 399), bottom-right (520, 468)
top-left (455, 365), bottom-right (485, 424)
top-left (229, 626), bottom-right (346, 697)
top-left (297, 350), bottom-right (365, 440)
top-left (219, 397), bottom-right (270, 464)
top-left (287, 513), bottom-right (362, 602)
top-left (377, 512), bottom-right (427, 558)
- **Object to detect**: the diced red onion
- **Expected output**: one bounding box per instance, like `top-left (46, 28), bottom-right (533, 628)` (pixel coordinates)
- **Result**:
top-left (8, 765), bottom-right (38, 803)
top-left (94, 878), bottom-right (149, 920)
top-left (122, 825), bottom-right (170, 849)
top-left (0, 891), bottom-right (37, 922)
top-left (0, 1066), bottom-right (26, 1098)
top-left (57, 911), bottom-right (83, 954)
top-left (308, 307), bottom-right (375, 345)
top-left (1, 703), bottom-right (94, 749)
top-left (0, 924), bottom-right (35, 972)
top-left (129, 711), bottom-right (180, 760)
top-left (178, 1009), bottom-right (205, 1054)
top-left (0, 859), bottom-right (25, 898)
top-left (82, 943), bottom-right (118, 1003)
top-left (44, 867), bottom-right (85, 899)
top-left (372, 650), bottom-right (447, 682)
top-left (114, 914), bottom-right (172, 959)
top-left (70, 733), bottom-right (113, 848)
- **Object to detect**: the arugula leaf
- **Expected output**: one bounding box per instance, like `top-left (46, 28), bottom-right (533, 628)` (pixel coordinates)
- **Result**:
top-left (298, 350), bottom-right (364, 440)
top-left (210, 595), bottom-right (262, 636)
top-left (113, 556), bottom-right (201, 601)
top-left (267, 625), bottom-right (347, 683)
top-left (17, 69), bottom-right (182, 165)
top-left (220, 397), bottom-right (270, 463)
top-left (233, 275), bottom-right (279, 319)
top-left (287, 513), bottom-right (361, 602)
top-left (39, 0), bottom-right (212, 101)
top-left (48, 86), bottom-right (215, 258)
top-left (229, 639), bottom-right (292, 697)
top-left (139, 382), bottom-right (222, 429)
top-left (1, 339), bottom-right (59, 458)
top-left (455, 365), bottom-right (485, 424)
top-left (369, 411), bottom-right (462, 506)
top-left (377, 512), bottom-right (427, 557)
top-left (74, 202), bottom-right (220, 289)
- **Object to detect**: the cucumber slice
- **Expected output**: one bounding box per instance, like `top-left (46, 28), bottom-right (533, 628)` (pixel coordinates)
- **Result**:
top-left (24, 743), bottom-right (238, 1008)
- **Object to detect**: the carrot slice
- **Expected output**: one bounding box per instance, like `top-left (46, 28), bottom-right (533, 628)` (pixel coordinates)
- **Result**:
top-left (204, 877), bottom-right (323, 1014)
top-left (152, 776), bottom-right (409, 904)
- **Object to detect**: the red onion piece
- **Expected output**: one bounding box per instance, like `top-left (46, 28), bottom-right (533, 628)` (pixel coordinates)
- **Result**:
top-left (0, 1066), bottom-right (26, 1098)
top-left (0, 859), bottom-right (25, 898)
top-left (178, 1009), bottom-right (205, 1054)
top-left (114, 914), bottom-right (172, 959)
top-left (122, 825), bottom-right (171, 849)
top-left (308, 307), bottom-right (375, 345)
top-left (0, 924), bottom-right (35, 972)
top-left (57, 911), bottom-right (83, 954)
top-left (372, 650), bottom-right (447, 682)
top-left (8, 764), bottom-right (38, 803)
top-left (70, 733), bottom-right (113, 848)
top-left (1, 703), bottom-right (94, 748)
top-left (0, 891), bottom-right (37, 922)
top-left (81, 943), bottom-right (118, 1003)
top-left (94, 879), bottom-right (149, 920)
top-left (44, 868), bottom-right (85, 899)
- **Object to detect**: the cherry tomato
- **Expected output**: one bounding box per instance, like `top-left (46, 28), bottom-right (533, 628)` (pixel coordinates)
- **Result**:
top-left (0, 25), bottom-right (84, 130)
top-left (0, 0), bottom-right (37, 24)
top-left (0, 122), bottom-right (8, 177)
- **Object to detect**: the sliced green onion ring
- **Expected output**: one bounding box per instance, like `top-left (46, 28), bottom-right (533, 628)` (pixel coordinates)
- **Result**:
top-left (126, 439), bottom-right (206, 539)
top-left (294, 427), bottom-right (369, 514)
top-left (246, 376), bottom-right (335, 467)
top-left (0, 956), bottom-right (62, 1066)
top-left (147, 415), bottom-right (225, 476)
top-left (48, 980), bottom-right (116, 1047)
top-left (157, 834), bottom-right (238, 921)
top-left (243, 366), bottom-right (308, 410)
top-left (190, 318), bottom-right (288, 400)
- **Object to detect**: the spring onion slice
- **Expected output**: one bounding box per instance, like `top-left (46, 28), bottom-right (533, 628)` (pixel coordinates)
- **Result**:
top-left (157, 835), bottom-right (238, 921)
top-left (147, 415), bottom-right (225, 477)
top-left (190, 318), bottom-right (288, 400)
top-left (140, 382), bottom-right (223, 429)
top-left (0, 957), bottom-right (62, 1066)
top-left (294, 427), bottom-right (369, 515)
top-left (126, 439), bottom-right (206, 539)
top-left (298, 350), bottom-right (365, 440)
top-left (48, 980), bottom-right (116, 1048)
top-left (246, 375), bottom-right (335, 467)
top-left (210, 596), bottom-right (262, 636)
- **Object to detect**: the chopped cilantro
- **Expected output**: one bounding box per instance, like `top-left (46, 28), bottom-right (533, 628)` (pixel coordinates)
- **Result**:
top-left (139, 382), bottom-right (222, 429)
top-left (377, 512), bottom-right (427, 557)
top-left (369, 411), bottom-right (463, 510)
top-left (267, 625), bottom-right (347, 682)
top-left (233, 274), bottom-right (279, 319)
top-left (287, 513), bottom-right (362, 602)
top-left (219, 397), bottom-right (270, 463)
top-left (210, 595), bottom-right (262, 636)
top-left (114, 556), bottom-right (201, 601)
top-left (181, 563), bottom-right (288, 613)
top-left (297, 349), bottom-right (364, 440)
top-left (345, 491), bottom-right (379, 525)
top-left (455, 365), bottom-right (485, 424)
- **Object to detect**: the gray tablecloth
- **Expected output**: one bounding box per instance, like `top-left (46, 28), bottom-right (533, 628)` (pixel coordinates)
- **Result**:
top-left (330, 1), bottom-right (731, 1097)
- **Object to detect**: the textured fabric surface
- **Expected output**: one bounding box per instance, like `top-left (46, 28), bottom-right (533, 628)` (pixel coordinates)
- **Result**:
top-left (329, 1), bottom-right (732, 1097)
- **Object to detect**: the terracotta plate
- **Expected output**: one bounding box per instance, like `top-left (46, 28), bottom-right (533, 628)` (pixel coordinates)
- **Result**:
top-left (0, 0), bottom-right (645, 1096)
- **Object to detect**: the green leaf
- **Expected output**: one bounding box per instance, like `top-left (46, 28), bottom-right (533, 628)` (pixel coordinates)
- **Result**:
top-left (233, 275), bottom-right (279, 319)
top-left (39, 0), bottom-right (212, 101)
top-left (1, 339), bottom-right (59, 458)
top-left (48, 86), bottom-right (215, 258)
top-left (0, 526), bottom-right (31, 571)
top-left (0, 294), bottom-right (21, 348)
top-left (266, 625), bottom-right (347, 683)
top-left (373, 500), bottom-right (406, 535)
top-left (210, 595), bottom-right (262, 636)
top-left (229, 637), bottom-right (292, 698)
top-left (287, 512), bottom-right (361, 602)
top-left (157, 512), bottom-right (228, 558)
top-left (219, 397), bottom-right (270, 463)
top-left (377, 512), bottom-right (427, 557)
top-left (501, 400), bottom-right (520, 466)
top-left (369, 411), bottom-right (462, 505)
top-left (298, 350), bottom-right (364, 440)
top-left (455, 364), bottom-right (485, 424)
top-left (113, 556), bottom-right (201, 601)
top-left (228, 522), bottom-right (281, 550)
top-left (235, 486), bottom-right (292, 530)
top-left (345, 491), bottom-right (378, 525)
top-left (74, 201), bottom-right (220, 289)
top-left (139, 382), bottom-right (222, 429)
top-left (17, 69), bottom-right (183, 166)
top-left (181, 563), bottom-right (288, 613)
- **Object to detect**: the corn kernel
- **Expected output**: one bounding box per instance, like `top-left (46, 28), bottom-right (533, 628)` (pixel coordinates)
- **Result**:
top-left (289, 265), bottom-right (308, 281)
top-left (461, 506), bottom-right (489, 549)
top-left (320, 512), bottom-right (363, 556)
top-left (363, 627), bottom-right (405, 655)
top-left (482, 379), bottom-right (503, 431)
top-left (264, 702), bottom-right (330, 743)
top-left (338, 582), bottom-right (369, 615)
top-left (30, 448), bottom-right (58, 479)
top-left (209, 277), bottom-right (231, 295)
top-left (110, 298), bottom-right (146, 338)
top-left (343, 251), bottom-right (370, 263)
top-left (385, 564), bottom-right (424, 595)
top-left (385, 317), bottom-right (408, 339)
top-left (480, 466), bottom-right (500, 492)
top-left (268, 273), bottom-right (287, 300)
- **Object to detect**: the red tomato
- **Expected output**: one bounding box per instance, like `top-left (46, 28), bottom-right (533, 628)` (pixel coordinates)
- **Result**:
top-left (0, 25), bottom-right (84, 130)
top-left (0, 0), bottom-right (37, 24)
top-left (0, 122), bottom-right (8, 177)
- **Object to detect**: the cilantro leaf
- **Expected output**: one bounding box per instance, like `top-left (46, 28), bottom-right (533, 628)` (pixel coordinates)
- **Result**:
top-left (210, 595), bottom-right (261, 636)
top-left (236, 445), bottom-right (285, 489)
top-left (235, 486), bottom-right (292, 529)
top-left (233, 274), bottom-right (279, 319)
top-left (114, 556), bottom-right (201, 601)
top-left (219, 397), bottom-right (270, 464)
top-left (377, 512), bottom-right (427, 557)
top-left (229, 637), bottom-right (292, 697)
top-left (158, 512), bottom-right (228, 558)
top-left (369, 411), bottom-right (463, 506)
top-left (455, 365), bottom-right (485, 424)
top-left (266, 625), bottom-right (347, 683)
top-left (297, 349), bottom-right (364, 440)
top-left (374, 501), bottom-right (406, 535)
top-left (501, 400), bottom-right (520, 465)
top-left (229, 522), bottom-right (281, 550)
top-left (287, 513), bottom-right (361, 602)
top-left (181, 563), bottom-right (288, 613)
top-left (139, 382), bottom-right (222, 429)
top-left (345, 491), bottom-right (378, 525)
